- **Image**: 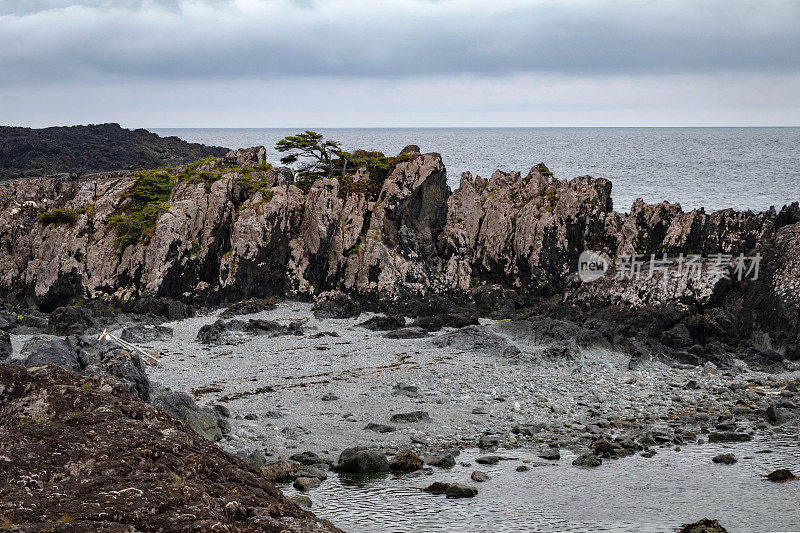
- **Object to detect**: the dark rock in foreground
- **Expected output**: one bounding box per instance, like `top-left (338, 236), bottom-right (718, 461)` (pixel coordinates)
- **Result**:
top-left (0, 364), bottom-right (339, 532)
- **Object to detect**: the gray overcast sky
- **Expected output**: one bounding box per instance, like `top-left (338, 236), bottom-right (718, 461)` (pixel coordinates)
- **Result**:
top-left (1, 0), bottom-right (799, 127)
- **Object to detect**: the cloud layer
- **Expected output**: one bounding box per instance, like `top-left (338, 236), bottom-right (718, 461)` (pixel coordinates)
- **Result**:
top-left (1, 0), bottom-right (799, 126)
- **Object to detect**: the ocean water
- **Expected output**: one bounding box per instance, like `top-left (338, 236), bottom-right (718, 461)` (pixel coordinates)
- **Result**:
top-left (150, 127), bottom-right (800, 213)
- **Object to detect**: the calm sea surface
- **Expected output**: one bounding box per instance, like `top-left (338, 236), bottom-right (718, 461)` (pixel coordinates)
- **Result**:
top-left (150, 127), bottom-right (800, 213)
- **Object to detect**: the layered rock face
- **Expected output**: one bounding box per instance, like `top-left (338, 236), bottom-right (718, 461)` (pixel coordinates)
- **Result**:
top-left (0, 146), bottom-right (797, 348)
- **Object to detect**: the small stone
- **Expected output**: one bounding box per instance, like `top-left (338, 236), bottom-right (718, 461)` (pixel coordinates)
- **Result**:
top-left (471, 471), bottom-right (490, 482)
top-left (516, 465), bottom-right (529, 472)
top-left (428, 453), bottom-right (456, 468)
top-left (293, 477), bottom-right (321, 491)
top-left (364, 423), bottom-right (396, 433)
top-left (765, 469), bottom-right (798, 482)
top-left (475, 455), bottom-right (500, 465)
top-left (538, 447), bottom-right (560, 461)
top-left (572, 454), bottom-right (602, 468)
top-left (390, 411), bottom-right (432, 423)
top-left (321, 393), bottom-right (339, 401)
top-left (445, 483), bottom-right (478, 499)
top-left (712, 453), bottom-right (737, 464)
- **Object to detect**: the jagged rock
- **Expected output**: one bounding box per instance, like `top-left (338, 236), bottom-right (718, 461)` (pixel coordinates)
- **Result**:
top-left (0, 364), bottom-right (339, 532)
top-left (445, 483), bottom-right (478, 499)
top-left (538, 447), bottom-right (561, 461)
top-left (708, 431), bottom-right (752, 443)
top-left (197, 318), bottom-right (303, 345)
top-left (20, 335), bottom-right (150, 401)
top-left (334, 447), bottom-right (389, 474)
top-left (364, 422), bottom-right (396, 433)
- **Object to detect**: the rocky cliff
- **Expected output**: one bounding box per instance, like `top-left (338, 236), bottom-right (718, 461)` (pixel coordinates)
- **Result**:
top-left (0, 145), bottom-right (798, 358)
top-left (0, 123), bottom-right (229, 181)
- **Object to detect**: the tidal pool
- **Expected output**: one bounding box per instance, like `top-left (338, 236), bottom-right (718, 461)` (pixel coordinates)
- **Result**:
top-left (282, 434), bottom-right (800, 532)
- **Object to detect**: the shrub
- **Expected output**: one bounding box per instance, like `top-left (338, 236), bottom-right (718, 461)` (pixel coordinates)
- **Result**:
top-left (37, 208), bottom-right (80, 225)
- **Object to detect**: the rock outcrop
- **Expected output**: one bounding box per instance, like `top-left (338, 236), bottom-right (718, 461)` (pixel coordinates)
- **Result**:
top-left (0, 145), bottom-right (798, 361)
top-left (0, 364), bottom-right (340, 532)
top-left (0, 123), bottom-right (229, 180)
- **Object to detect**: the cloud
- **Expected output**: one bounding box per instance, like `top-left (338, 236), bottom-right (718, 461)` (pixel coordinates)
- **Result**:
top-left (0, 0), bottom-right (798, 86)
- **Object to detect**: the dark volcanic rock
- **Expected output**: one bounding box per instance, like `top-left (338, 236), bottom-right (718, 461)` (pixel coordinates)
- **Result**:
top-left (358, 315), bottom-right (406, 331)
top-left (0, 364), bottom-right (339, 532)
top-left (384, 327), bottom-right (428, 339)
top-left (334, 447), bottom-right (389, 474)
top-left (572, 454), bottom-right (602, 468)
top-left (0, 123), bottom-right (228, 180)
top-left (197, 318), bottom-right (303, 345)
top-left (312, 291), bottom-right (361, 319)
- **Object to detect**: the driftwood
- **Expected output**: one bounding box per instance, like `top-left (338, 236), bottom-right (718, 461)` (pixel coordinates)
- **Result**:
top-left (98, 328), bottom-right (159, 366)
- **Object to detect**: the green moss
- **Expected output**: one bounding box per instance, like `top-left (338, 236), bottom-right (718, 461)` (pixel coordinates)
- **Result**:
top-left (469, 276), bottom-right (481, 288)
top-left (37, 208), bottom-right (80, 225)
top-left (190, 239), bottom-right (201, 256)
top-left (344, 244), bottom-right (359, 257)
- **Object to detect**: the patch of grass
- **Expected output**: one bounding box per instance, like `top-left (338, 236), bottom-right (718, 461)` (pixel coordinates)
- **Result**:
top-left (58, 513), bottom-right (74, 523)
top-left (337, 150), bottom-right (420, 200)
top-left (37, 208), bottom-right (80, 225)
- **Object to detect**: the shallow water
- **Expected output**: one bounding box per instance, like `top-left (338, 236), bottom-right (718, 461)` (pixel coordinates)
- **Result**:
top-left (150, 127), bottom-right (800, 213)
top-left (282, 435), bottom-right (800, 533)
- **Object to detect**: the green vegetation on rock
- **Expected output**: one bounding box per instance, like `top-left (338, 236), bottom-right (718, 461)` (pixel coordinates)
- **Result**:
top-left (37, 208), bottom-right (80, 225)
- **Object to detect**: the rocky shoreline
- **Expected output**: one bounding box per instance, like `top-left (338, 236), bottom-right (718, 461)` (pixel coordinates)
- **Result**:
top-left (1, 142), bottom-right (799, 531)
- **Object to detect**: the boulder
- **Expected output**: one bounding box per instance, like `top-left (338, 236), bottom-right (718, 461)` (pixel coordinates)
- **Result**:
top-left (120, 324), bottom-right (174, 343)
top-left (358, 315), bottom-right (406, 331)
top-left (152, 392), bottom-right (224, 442)
top-left (765, 469), bottom-right (798, 482)
top-left (312, 291), bottom-right (360, 319)
top-left (471, 471), bottom-right (490, 482)
top-left (572, 454), bottom-right (602, 468)
top-left (389, 449), bottom-right (424, 472)
top-left (293, 477), bottom-right (322, 491)
top-left (431, 325), bottom-right (520, 358)
top-left (712, 453), bottom-right (737, 464)
top-left (335, 447), bottom-right (389, 474)
top-left (445, 483), bottom-right (478, 499)
top-left (220, 298), bottom-right (276, 318)
top-left (427, 453), bottom-right (456, 468)
top-left (384, 327), bottom-right (428, 339)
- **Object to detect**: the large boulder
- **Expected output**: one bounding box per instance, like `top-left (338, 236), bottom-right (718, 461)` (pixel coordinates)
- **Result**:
top-left (334, 446), bottom-right (389, 474)
top-left (152, 392), bottom-right (226, 442)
